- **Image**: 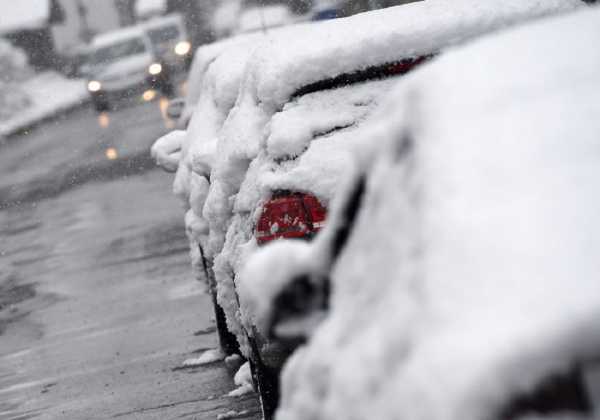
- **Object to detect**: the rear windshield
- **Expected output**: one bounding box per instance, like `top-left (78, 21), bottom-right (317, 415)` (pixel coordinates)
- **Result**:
top-left (91, 37), bottom-right (147, 65)
top-left (147, 25), bottom-right (180, 44)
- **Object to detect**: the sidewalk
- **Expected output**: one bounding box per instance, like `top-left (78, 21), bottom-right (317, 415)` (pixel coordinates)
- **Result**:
top-left (0, 72), bottom-right (89, 139)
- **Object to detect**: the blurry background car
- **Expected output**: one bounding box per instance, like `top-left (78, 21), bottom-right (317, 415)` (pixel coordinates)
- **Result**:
top-left (85, 26), bottom-right (157, 111)
top-left (142, 13), bottom-right (192, 72)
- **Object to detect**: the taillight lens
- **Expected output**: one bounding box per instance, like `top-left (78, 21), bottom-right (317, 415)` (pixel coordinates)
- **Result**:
top-left (256, 192), bottom-right (327, 245)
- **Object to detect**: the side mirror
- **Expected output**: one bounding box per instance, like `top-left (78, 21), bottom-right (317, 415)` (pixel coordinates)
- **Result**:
top-left (166, 98), bottom-right (185, 121)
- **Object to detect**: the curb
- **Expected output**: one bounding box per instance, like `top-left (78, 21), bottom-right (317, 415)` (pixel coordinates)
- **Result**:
top-left (0, 96), bottom-right (92, 142)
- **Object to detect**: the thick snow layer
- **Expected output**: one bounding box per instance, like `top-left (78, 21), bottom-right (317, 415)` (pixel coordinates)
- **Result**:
top-left (227, 361), bottom-right (254, 397)
top-left (239, 241), bottom-right (313, 333)
top-left (243, 0), bottom-right (583, 110)
top-left (204, 0), bottom-right (586, 359)
top-left (0, 0), bottom-right (49, 34)
top-left (172, 33), bottom-right (264, 251)
top-left (149, 32), bottom-right (269, 325)
top-left (245, 78), bottom-right (397, 208)
top-left (0, 72), bottom-right (87, 138)
top-left (181, 33), bottom-right (262, 125)
top-left (150, 130), bottom-right (184, 173)
top-left (274, 6), bottom-right (600, 420)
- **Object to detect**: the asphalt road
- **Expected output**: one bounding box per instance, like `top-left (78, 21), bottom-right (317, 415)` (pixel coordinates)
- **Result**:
top-left (0, 97), bottom-right (261, 420)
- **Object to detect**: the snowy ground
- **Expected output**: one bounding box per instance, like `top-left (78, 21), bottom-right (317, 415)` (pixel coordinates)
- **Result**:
top-left (0, 71), bottom-right (89, 139)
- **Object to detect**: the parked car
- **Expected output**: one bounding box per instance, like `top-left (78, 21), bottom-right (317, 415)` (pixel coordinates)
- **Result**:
top-left (85, 26), bottom-right (171, 111)
top-left (152, 30), bottom-right (272, 358)
top-left (240, 5), bottom-right (600, 420)
top-left (199, 0), bottom-right (585, 417)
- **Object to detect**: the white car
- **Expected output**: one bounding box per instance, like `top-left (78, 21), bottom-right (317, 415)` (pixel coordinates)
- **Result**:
top-left (86, 26), bottom-right (164, 111)
top-left (240, 5), bottom-right (600, 420)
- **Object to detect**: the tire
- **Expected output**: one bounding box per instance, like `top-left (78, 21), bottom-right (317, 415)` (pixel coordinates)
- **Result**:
top-left (249, 354), bottom-right (280, 420)
top-left (92, 97), bottom-right (109, 112)
top-left (160, 78), bottom-right (175, 98)
top-left (198, 244), bottom-right (239, 355)
top-left (211, 290), bottom-right (241, 356)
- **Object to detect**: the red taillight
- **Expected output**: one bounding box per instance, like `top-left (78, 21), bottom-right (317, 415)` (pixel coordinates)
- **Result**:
top-left (255, 192), bottom-right (327, 245)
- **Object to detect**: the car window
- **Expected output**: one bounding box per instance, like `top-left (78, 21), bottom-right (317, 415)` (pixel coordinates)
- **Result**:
top-left (147, 25), bottom-right (180, 44)
top-left (91, 37), bottom-right (147, 65)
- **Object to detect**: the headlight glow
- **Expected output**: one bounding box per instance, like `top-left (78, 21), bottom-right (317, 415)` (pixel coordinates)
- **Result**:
top-left (174, 41), bottom-right (191, 56)
top-left (88, 80), bottom-right (102, 92)
top-left (148, 63), bottom-right (163, 75)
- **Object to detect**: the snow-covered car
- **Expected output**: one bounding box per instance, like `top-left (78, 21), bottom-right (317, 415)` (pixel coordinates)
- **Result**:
top-left (240, 5), bottom-right (600, 420)
top-left (86, 26), bottom-right (169, 111)
top-left (163, 32), bottom-right (265, 130)
top-left (152, 31), bottom-right (272, 358)
top-left (201, 0), bottom-right (585, 416)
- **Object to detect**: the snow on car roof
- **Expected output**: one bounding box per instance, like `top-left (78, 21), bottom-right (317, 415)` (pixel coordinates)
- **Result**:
top-left (182, 31), bottom-right (265, 123)
top-left (275, 6), bottom-right (600, 420)
top-left (92, 26), bottom-right (148, 48)
top-left (0, 0), bottom-right (49, 34)
top-left (243, 0), bottom-right (583, 109)
top-left (136, 0), bottom-right (167, 16)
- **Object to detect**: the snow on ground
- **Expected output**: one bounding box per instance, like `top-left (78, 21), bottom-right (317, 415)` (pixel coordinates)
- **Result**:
top-left (0, 71), bottom-right (88, 138)
top-left (217, 409), bottom-right (250, 420)
top-left (0, 0), bottom-right (48, 34)
top-left (227, 361), bottom-right (255, 397)
top-left (0, 38), bottom-right (32, 122)
top-left (269, 6), bottom-right (600, 420)
top-left (182, 348), bottom-right (226, 367)
top-left (202, 0), bottom-right (585, 358)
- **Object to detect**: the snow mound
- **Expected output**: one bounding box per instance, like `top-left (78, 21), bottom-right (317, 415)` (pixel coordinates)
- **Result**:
top-left (0, 71), bottom-right (87, 138)
top-left (227, 361), bottom-right (254, 397)
top-left (182, 348), bottom-right (225, 367)
top-left (217, 410), bottom-right (249, 420)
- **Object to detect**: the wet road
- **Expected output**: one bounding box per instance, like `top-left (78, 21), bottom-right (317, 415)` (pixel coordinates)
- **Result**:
top-left (0, 99), bottom-right (260, 419)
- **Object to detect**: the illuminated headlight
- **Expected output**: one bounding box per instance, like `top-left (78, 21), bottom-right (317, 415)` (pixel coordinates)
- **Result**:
top-left (87, 80), bottom-right (102, 92)
top-left (174, 41), bottom-right (191, 56)
top-left (148, 63), bottom-right (162, 75)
